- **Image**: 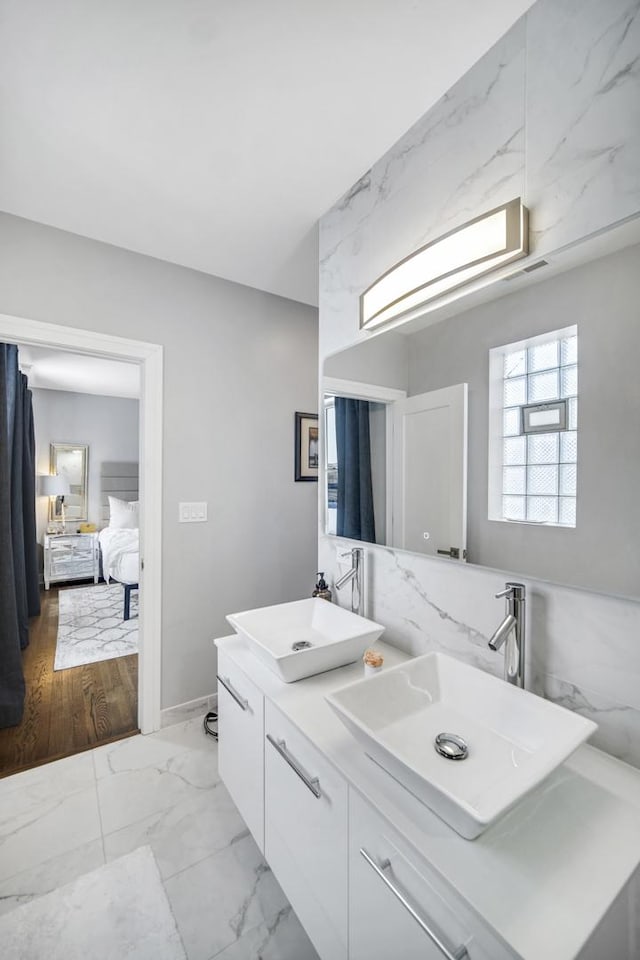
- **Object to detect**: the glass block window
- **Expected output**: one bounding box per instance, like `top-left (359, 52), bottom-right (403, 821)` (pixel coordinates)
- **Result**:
top-left (491, 327), bottom-right (577, 527)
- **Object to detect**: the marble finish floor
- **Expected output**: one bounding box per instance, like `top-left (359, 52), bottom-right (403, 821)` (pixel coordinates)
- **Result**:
top-left (0, 718), bottom-right (319, 960)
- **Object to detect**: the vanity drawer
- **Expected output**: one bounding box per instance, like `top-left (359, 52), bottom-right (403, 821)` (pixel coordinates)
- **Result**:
top-left (264, 701), bottom-right (348, 960)
top-left (348, 790), bottom-right (516, 960)
top-left (217, 651), bottom-right (264, 852)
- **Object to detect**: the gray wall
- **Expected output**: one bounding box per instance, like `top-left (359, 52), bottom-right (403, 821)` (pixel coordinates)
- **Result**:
top-left (31, 388), bottom-right (140, 544)
top-left (324, 329), bottom-right (407, 389)
top-left (1, 212), bottom-right (318, 710)
top-left (407, 243), bottom-right (640, 597)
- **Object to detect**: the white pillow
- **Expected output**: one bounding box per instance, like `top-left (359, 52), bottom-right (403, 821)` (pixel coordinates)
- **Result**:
top-left (108, 496), bottom-right (139, 529)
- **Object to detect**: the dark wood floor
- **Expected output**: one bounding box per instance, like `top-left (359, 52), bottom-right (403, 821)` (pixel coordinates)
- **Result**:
top-left (0, 586), bottom-right (139, 779)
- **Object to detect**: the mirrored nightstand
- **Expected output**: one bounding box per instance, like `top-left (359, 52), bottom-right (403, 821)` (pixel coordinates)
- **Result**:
top-left (43, 532), bottom-right (99, 590)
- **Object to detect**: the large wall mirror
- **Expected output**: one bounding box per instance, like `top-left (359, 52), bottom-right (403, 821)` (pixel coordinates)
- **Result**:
top-left (322, 217), bottom-right (640, 600)
top-left (50, 442), bottom-right (89, 522)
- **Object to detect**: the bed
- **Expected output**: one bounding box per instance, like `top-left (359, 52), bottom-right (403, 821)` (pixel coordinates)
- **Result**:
top-left (99, 462), bottom-right (140, 620)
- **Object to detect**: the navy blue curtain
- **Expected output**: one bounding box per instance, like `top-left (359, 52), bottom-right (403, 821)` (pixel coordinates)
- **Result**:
top-left (0, 344), bottom-right (39, 728)
top-left (335, 397), bottom-right (376, 543)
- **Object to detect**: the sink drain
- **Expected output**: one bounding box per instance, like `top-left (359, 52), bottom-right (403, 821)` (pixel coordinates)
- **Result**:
top-left (434, 732), bottom-right (469, 761)
top-left (291, 640), bottom-right (313, 651)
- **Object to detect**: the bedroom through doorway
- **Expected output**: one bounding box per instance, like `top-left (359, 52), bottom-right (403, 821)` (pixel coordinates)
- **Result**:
top-left (0, 315), bottom-right (163, 779)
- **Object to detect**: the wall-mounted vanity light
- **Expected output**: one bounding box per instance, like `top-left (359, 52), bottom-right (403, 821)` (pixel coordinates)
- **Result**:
top-left (360, 197), bottom-right (529, 331)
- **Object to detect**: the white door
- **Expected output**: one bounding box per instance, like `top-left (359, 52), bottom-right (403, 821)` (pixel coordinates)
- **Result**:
top-left (392, 383), bottom-right (467, 559)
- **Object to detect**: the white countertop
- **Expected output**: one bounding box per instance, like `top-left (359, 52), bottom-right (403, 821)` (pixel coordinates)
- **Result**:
top-left (215, 635), bottom-right (640, 960)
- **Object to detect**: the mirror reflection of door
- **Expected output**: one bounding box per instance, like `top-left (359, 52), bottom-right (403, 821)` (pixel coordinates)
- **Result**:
top-left (391, 384), bottom-right (468, 558)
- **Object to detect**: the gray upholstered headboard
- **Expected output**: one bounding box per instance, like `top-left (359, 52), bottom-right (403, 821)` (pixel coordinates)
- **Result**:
top-left (100, 461), bottom-right (139, 526)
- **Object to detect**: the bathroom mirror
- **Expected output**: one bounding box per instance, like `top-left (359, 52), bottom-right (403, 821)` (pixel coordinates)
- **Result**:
top-left (322, 218), bottom-right (640, 600)
top-left (50, 442), bottom-right (89, 522)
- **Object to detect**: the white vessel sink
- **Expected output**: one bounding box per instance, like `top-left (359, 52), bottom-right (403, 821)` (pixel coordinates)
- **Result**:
top-left (326, 652), bottom-right (597, 839)
top-left (226, 598), bottom-right (385, 683)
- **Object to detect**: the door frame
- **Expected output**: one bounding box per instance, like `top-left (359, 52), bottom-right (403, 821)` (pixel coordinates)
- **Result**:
top-left (1, 313), bottom-right (163, 734)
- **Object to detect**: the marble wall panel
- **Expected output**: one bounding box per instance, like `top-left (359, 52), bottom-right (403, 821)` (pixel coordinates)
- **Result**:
top-left (319, 19), bottom-right (526, 358)
top-left (526, 0), bottom-right (640, 255)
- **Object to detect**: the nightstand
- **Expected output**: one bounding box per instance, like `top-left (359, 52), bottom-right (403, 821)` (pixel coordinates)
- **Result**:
top-left (43, 532), bottom-right (99, 590)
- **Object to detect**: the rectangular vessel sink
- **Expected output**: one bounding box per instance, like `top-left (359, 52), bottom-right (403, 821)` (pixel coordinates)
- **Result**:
top-left (326, 652), bottom-right (597, 839)
top-left (226, 598), bottom-right (384, 683)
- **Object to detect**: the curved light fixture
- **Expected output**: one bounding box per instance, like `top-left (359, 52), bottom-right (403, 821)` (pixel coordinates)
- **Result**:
top-left (360, 198), bottom-right (529, 331)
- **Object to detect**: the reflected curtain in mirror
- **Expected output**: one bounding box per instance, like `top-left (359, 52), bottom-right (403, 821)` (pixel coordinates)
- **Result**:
top-left (335, 397), bottom-right (376, 543)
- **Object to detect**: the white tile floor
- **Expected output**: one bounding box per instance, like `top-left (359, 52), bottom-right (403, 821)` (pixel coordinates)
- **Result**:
top-left (0, 719), bottom-right (319, 959)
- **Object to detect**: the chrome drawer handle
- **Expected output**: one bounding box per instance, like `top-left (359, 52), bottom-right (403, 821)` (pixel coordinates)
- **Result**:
top-left (360, 848), bottom-right (469, 960)
top-left (217, 674), bottom-right (248, 711)
top-left (266, 734), bottom-right (321, 799)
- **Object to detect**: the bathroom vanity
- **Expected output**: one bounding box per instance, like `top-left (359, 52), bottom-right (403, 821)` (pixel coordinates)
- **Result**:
top-left (214, 635), bottom-right (640, 960)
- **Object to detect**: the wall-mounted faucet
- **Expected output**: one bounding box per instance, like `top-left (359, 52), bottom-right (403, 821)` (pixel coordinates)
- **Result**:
top-left (335, 547), bottom-right (364, 617)
top-left (488, 582), bottom-right (526, 688)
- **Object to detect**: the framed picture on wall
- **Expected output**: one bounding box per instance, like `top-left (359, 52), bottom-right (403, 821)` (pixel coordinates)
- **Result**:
top-left (295, 412), bottom-right (319, 482)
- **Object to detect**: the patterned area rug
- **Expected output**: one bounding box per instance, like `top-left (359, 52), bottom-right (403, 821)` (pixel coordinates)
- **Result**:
top-left (54, 583), bottom-right (138, 671)
top-left (0, 846), bottom-right (186, 960)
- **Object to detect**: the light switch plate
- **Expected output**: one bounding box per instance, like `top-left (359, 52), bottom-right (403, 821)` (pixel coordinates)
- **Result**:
top-left (179, 502), bottom-right (208, 523)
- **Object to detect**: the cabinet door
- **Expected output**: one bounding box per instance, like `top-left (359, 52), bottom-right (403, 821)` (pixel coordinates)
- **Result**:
top-left (349, 791), bottom-right (515, 960)
top-left (217, 652), bottom-right (264, 852)
top-left (264, 701), bottom-right (348, 960)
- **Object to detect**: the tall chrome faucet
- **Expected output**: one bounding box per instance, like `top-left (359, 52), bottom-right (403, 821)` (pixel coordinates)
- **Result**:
top-left (335, 547), bottom-right (364, 617)
top-left (488, 582), bottom-right (526, 688)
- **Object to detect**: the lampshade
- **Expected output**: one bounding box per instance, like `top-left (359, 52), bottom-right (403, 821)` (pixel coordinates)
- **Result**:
top-left (360, 198), bottom-right (529, 331)
top-left (39, 474), bottom-right (70, 497)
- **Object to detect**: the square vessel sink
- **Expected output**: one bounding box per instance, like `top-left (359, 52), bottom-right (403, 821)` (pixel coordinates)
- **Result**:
top-left (226, 598), bottom-right (385, 683)
top-left (326, 652), bottom-right (597, 839)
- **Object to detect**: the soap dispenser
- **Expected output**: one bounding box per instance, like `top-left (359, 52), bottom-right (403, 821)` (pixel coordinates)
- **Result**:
top-left (312, 572), bottom-right (332, 602)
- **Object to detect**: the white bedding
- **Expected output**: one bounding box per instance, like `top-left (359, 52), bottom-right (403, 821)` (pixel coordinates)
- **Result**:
top-left (99, 527), bottom-right (139, 584)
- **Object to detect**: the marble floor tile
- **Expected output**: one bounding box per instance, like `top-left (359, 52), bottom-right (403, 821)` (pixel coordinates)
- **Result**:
top-left (96, 739), bottom-right (220, 835)
top-left (0, 845), bottom-right (185, 960)
top-left (0, 753), bottom-right (101, 883)
top-left (0, 750), bottom-right (95, 800)
top-left (211, 905), bottom-right (319, 960)
top-left (93, 716), bottom-right (215, 779)
top-left (0, 838), bottom-right (105, 917)
top-left (165, 833), bottom-right (288, 960)
top-left (104, 779), bottom-right (247, 880)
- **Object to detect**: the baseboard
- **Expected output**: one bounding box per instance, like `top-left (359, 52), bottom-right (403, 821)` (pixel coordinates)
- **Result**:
top-left (160, 693), bottom-right (217, 728)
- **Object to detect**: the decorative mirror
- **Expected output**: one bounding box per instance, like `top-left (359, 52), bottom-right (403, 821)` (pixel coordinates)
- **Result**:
top-left (49, 443), bottom-right (89, 522)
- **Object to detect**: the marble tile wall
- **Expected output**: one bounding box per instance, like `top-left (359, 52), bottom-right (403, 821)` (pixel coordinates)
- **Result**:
top-left (320, 18), bottom-right (527, 359)
top-left (526, 0), bottom-right (640, 253)
top-left (318, 0), bottom-right (640, 770)
top-left (319, 0), bottom-right (640, 358)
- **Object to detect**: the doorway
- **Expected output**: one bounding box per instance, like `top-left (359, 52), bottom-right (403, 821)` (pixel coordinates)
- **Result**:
top-left (0, 314), bottom-right (163, 759)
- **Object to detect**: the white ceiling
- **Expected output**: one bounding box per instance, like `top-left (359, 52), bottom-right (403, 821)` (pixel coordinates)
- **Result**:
top-left (0, 0), bottom-right (536, 306)
top-left (18, 344), bottom-right (140, 399)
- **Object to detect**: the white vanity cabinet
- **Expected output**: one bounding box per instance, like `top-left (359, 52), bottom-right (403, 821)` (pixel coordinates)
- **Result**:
top-left (216, 650), bottom-right (265, 852)
top-left (264, 701), bottom-right (348, 960)
top-left (348, 790), bottom-right (514, 960)
top-left (215, 636), bottom-right (640, 960)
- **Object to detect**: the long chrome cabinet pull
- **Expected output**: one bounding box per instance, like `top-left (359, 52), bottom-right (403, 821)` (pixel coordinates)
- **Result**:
top-left (266, 734), bottom-right (322, 799)
top-left (216, 675), bottom-right (248, 711)
top-left (360, 848), bottom-right (469, 960)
